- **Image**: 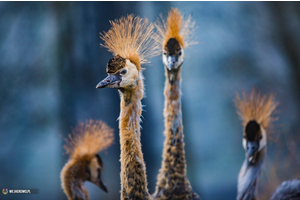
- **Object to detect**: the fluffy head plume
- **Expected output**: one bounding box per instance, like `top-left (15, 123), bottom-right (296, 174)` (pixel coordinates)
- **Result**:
top-left (234, 88), bottom-right (278, 131)
top-left (64, 120), bottom-right (114, 161)
top-left (100, 15), bottom-right (160, 71)
top-left (155, 7), bottom-right (197, 49)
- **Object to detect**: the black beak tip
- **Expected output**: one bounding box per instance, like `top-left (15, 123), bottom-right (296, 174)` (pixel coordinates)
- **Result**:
top-left (101, 185), bottom-right (108, 193)
top-left (98, 178), bottom-right (108, 193)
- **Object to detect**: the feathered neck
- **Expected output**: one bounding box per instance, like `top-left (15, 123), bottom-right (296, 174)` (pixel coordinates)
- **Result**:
top-left (164, 67), bottom-right (182, 98)
top-left (61, 159), bottom-right (89, 200)
top-left (118, 72), bottom-right (151, 200)
top-left (237, 149), bottom-right (265, 200)
top-left (153, 64), bottom-right (199, 199)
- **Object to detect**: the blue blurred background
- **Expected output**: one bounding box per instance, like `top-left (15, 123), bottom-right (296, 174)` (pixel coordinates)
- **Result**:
top-left (1, 2), bottom-right (300, 200)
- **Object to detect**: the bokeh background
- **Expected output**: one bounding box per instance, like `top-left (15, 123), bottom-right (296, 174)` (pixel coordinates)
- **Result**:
top-left (1, 1), bottom-right (300, 200)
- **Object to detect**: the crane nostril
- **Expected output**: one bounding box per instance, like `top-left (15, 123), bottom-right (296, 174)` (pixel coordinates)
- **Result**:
top-left (106, 80), bottom-right (110, 83)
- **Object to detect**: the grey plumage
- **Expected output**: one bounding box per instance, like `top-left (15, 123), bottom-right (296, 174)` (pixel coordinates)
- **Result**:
top-left (237, 150), bottom-right (265, 200)
top-left (271, 179), bottom-right (300, 200)
top-left (234, 89), bottom-right (278, 200)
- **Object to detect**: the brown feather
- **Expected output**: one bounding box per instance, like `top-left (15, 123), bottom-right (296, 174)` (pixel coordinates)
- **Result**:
top-left (100, 15), bottom-right (156, 200)
top-left (155, 8), bottom-right (197, 49)
top-left (61, 159), bottom-right (88, 200)
top-left (100, 15), bottom-right (160, 71)
top-left (234, 88), bottom-right (278, 132)
top-left (118, 77), bottom-right (153, 200)
top-left (153, 69), bottom-right (200, 200)
top-left (64, 119), bottom-right (114, 162)
top-left (61, 120), bottom-right (114, 200)
top-left (153, 9), bottom-right (200, 200)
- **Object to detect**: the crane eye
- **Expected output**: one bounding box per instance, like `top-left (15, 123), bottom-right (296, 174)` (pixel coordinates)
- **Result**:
top-left (163, 51), bottom-right (167, 56)
top-left (178, 51), bottom-right (182, 56)
top-left (120, 69), bottom-right (127, 75)
top-left (259, 135), bottom-right (262, 140)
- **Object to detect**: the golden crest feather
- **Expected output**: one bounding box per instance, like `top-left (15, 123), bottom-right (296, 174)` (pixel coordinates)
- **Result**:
top-left (64, 120), bottom-right (114, 161)
top-left (155, 8), bottom-right (197, 49)
top-left (100, 15), bottom-right (160, 71)
top-left (234, 88), bottom-right (278, 131)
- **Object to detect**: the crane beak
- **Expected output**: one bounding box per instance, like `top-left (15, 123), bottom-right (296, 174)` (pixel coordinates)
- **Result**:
top-left (166, 55), bottom-right (178, 70)
top-left (96, 175), bottom-right (108, 193)
top-left (247, 141), bottom-right (259, 163)
top-left (96, 74), bottom-right (121, 89)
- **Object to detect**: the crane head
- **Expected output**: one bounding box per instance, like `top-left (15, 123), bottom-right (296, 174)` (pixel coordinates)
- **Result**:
top-left (242, 120), bottom-right (267, 164)
top-left (85, 154), bottom-right (108, 193)
top-left (96, 55), bottom-right (139, 90)
top-left (163, 38), bottom-right (184, 72)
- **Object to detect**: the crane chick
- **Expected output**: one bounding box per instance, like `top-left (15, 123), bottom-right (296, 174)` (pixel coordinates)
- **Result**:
top-left (153, 8), bottom-right (200, 200)
top-left (235, 88), bottom-right (278, 200)
top-left (60, 120), bottom-right (114, 200)
top-left (96, 15), bottom-right (159, 200)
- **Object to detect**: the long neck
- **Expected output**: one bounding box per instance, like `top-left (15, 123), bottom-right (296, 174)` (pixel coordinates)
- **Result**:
top-left (154, 67), bottom-right (191, 195)
top-left (162, 67), bottom-right (186, 175)
top-left (237, 148), bottom-right (266, 200)
top-left (118, 74), bottom-right (151, 200)
top-left (61, 160), bottom-right (89, 200)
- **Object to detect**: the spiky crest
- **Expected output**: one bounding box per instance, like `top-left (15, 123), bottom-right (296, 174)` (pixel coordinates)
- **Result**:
top-left (64, 120), bottom-right (114, 161)
top-left (234, 88), bottom-right (278, 132)
top-left (100, 15), bottom-right (159, 71)
top-left (155, 7), bottom-right (197, 49)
